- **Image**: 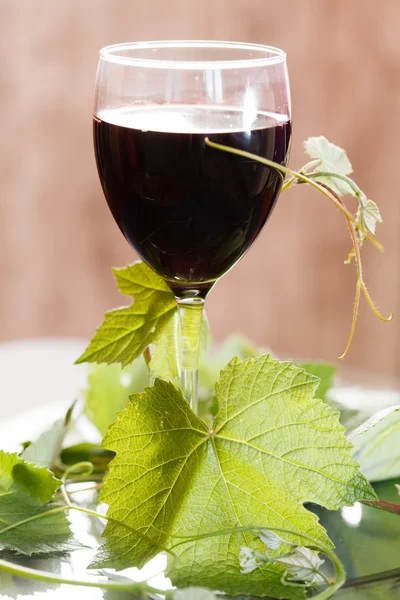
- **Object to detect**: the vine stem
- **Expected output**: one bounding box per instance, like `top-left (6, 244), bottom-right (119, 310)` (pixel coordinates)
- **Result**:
top-left (317, 183), bottom-right (393, 358)
top-left (317, 183), bottom-right (361, 360)
top-left (281, 159), bottom-right (322, 194)
top-left (305, 170), bottom-right (364, 197)
top-left (65, 482), bottom-right (104, 496)
top-left (61, 461), bottom-right (94, 505)
top-left (0, 557), bottom-right (172, 596)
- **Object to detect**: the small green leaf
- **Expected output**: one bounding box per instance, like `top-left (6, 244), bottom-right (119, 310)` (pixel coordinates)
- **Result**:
top-left (350, 406), bottom-right (400, 481)
top-left (276, 546), bottom-right (325, 585)
top-left (0, 451), bottom-right (74, 555)
top-left (94, 355), bottom-right (375, 598)
top-left (20, 402), bottom-right (76, 469)
top-left (304, 137), bottom-right (383, 252)
top-left (300, 362), bottom-right (336, 401)
top-left (259, 530), bottom-right (288, 551)
top-left (76, 262), bottom-right (177, 366)
top-left (304, 136), bottom-right (354, 196)
top-left (357, 196), bottom-right (383, 236)
top-left (83, 357), bottom-right (149, 436)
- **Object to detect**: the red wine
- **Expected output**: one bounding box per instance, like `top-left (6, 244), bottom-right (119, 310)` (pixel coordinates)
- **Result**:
top-left (93, 106), bottom-right (291, 294)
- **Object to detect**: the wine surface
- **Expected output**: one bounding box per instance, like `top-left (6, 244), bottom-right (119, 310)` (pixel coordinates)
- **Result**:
top-left (93, 105), bottom-right (291, 292)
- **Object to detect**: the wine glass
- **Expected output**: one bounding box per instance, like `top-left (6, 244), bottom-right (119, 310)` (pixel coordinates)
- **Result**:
top-left (93, 40), bottom-right (291, 413)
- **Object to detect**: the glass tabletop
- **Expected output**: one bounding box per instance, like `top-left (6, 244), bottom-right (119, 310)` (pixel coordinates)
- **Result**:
top-left (1, 478), bottom-right (399, 599)
top-left (1, 340), bottom-right (399, 599)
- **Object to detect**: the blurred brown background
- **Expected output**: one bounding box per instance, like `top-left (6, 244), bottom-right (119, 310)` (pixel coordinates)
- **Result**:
top-left (1, 0), bottom-right (399, 382)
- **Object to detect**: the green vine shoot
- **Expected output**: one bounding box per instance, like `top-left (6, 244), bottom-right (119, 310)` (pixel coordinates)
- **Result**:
top-left (205, 135), bottom-right (393, 359)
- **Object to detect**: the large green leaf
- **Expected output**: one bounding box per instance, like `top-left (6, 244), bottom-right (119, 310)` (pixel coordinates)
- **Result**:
top-left (95, 355), bottom-right (374, 598)
top-left (83, 357), bottom-right (149, 436)
top-left (0, 451), bottom-right (74, 555)
top-left (349, 406), bottom-right (400, 482)
top-left (199, 346), bottom-right (336, 421)
top-left (76, 262), bottom-right (177, 366)
top-left (198, 335), bottom-right (265, 420)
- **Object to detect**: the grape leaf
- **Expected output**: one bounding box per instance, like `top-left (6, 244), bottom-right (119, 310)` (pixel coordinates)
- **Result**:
top-left (356, 195), bottom-right (383, 236)
top-left (20, 402), bottom-right (76, 468)
top-left (349, 406), bottom-right (400, 482)
top-left (303, 136), bottom-right (354, 196)
top-left (94, 355), bottom-right (375, 598)
top-left (76, 262), bottom-right (177, 366)
top-left (0, 451), bottom-right (74, 555)
top-left (83, 357), bottom-right (149, 436)
top-left (299, 363), bottom-right (336, 401)
top-left (198, 335), bottom-right (265, 420)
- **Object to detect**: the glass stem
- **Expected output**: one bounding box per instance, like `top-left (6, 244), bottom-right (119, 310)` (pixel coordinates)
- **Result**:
top-left (176, 296), bottom-right (204, 414)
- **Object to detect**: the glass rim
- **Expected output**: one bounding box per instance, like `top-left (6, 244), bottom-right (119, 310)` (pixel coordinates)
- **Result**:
top-left (99, 40), bottom-right (287, 70)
